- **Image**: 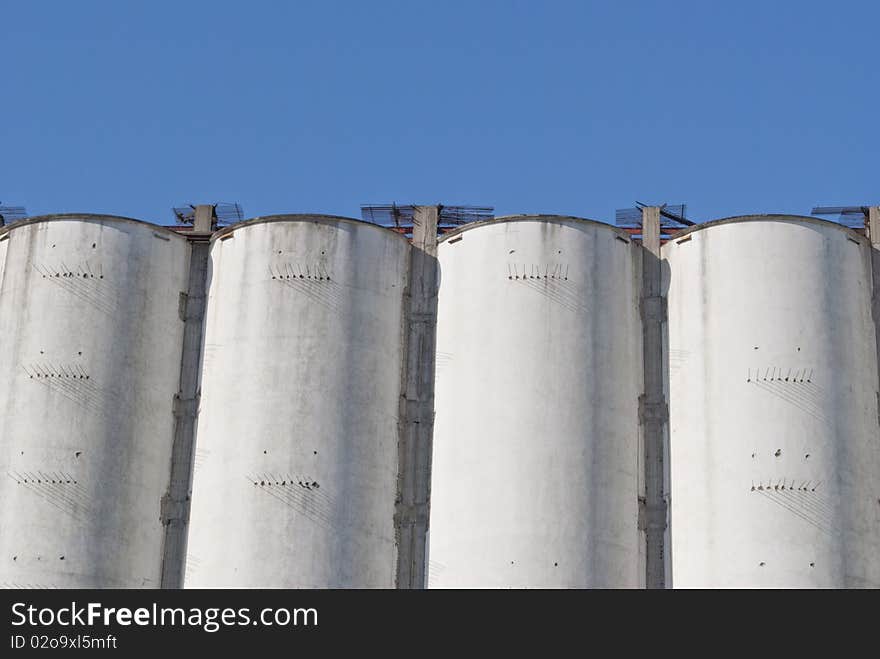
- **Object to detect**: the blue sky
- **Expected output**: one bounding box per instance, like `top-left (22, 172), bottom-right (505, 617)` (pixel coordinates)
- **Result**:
top-left (1, 1), bottom-right (877, 225)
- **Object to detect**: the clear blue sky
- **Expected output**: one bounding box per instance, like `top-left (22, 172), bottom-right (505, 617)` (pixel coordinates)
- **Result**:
top-left (2, 1), bottom-right (877, 225)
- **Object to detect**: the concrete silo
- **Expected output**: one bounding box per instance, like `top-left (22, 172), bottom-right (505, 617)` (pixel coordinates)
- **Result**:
top-left (664, 216), bottom-right (880, 588)
top-left (0, 215), bottom-right (191, 588)
top-left (428, 216), bottom-right (644, 588)
top-left (185, 215), bottom-right (409, 588)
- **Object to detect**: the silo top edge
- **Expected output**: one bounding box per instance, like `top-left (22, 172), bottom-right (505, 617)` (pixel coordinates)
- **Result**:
top-left (666, 214), bottom-right (868, 244)
top-left (211, 214), bottom-right (411, 244)
top-left (0, 214), bottom-right (187, 241)
top-left (438, 215), bottom-right (631, 242)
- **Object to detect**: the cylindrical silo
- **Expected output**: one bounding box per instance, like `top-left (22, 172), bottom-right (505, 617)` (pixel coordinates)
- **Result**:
top-left (428, 216), bottom-right (643, 588)
top-left (185, 215), bottom-right (409, 588)
top-left (664, 216), bottom-right (880, 588)
top-left (0, 215), bottom-right (191, 588)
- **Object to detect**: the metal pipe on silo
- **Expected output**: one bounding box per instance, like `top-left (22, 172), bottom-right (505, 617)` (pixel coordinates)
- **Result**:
top-left (639, 206), bottom-right (669, 589)
top-left (394, 205), bottom-right (439, 589)
top-left (159, 210), bottom-right (215, 589)
top-left (869, 207), bottom-right (880, 431)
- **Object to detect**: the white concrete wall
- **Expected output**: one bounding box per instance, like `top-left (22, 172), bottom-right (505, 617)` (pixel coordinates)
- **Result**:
top-left (428, 217), bottom-right (643, 588)
top-left (664, 217), bottom-right (880, 588)
top-left (0, 216), bottom-right (191, 588)
top-left (185, 216), bottom-right (409, 588)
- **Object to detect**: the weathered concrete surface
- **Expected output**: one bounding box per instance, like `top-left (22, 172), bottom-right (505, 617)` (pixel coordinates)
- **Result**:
top-left (395, 206), bottom-right (438, 589)
top-left (0, 216), bottom-right (191, 588)
top-left (428, 216), bottom-right (643, 588)
top-left (184, 216), bottom-right (409, 588)
top-left (664, 216), bottom-right (880, 588)
top-left (639, 206), bottom-right (668, 589)
top-left (193, 205), bottom-right (214, 233)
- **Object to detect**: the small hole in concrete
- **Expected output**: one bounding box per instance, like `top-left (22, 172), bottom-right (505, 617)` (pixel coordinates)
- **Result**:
top-left (313, 451), bottom-right (318, 455)
top-left (774, 449), bottom-right (782, 457)
top-left (554, 562), bottom-right (558, 567)
top-left (59, 556), bottom-right (64, 560)
top-left (92, 243), bottom-right (96, 248)
top-left (805, 454), bottom-right (810, 459)
top-left (263, 450), bottom-right (267, 454)
top-left (13, 556), bottom-right (16, 561)
top-left (74, 451), bottom-right (82, 458)
top-left (759, 562), bottom-right (765, 567)
top-left (809, 562), bottom-right (815, 567)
